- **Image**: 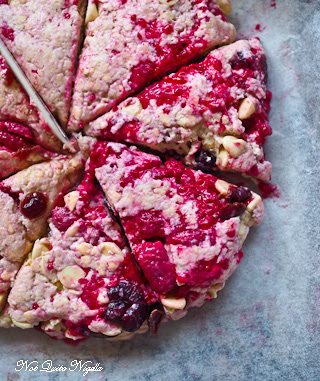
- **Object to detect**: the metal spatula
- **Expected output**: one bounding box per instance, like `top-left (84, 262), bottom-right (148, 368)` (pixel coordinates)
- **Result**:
top-left (0, 38), bottom-right (75, 152)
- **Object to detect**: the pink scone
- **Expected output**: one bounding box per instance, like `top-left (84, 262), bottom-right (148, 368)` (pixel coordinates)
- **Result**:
top-left (90, 142), bottom-right (264, 320)
top-left (68, 0), bottom-right (236, 130)
top-left (0, 153), bottom-right (84, 313)
top-left (0, 0), bottom-right (86, 127)
top-left (8, 173), bottom-right (160, 339)
top-left (86, 39), bottom-right (272, 181)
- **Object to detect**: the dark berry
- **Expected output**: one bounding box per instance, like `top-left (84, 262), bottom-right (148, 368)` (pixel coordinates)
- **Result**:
top-left (20, 192), bottom-right (48, 219)
top-left (219, 203), bottom-right (246, 220)
top-left (148, 309), bottom-right (164, 335)
top-left (103, 301), bottom-right (129, 324)
top-left (121, 303), bottom-right (148, 332)
top-left (108, 281), bottom-right (144, 304)
top-left (226, 186), bottom-right (252, 204)
top-left (195, 149), bottom-right (217, 171)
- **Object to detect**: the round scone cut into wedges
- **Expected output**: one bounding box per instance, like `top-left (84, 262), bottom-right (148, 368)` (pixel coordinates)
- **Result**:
top-left (0, 0), bottom-right (86, 127)
top-left (68, 0), bottom-right (236, 130)
top-left (0, 153), bottom-right (84, 314)
top-left (89, 142), bottom-right (264, 320)
top-left (8, 173), bottom-right (161, 340)
top-left (86, 38), bottom-right (272, 181)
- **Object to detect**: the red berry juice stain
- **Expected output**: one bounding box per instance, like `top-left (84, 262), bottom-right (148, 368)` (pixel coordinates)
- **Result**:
top-left (270, 0), bottom-right (276, 8)
top-left (257, 181), bottom-right (280, 199)
top-left (216, 328), bottom-right (222, 336)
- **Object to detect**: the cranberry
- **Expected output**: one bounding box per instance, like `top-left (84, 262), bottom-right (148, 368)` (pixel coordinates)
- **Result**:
top-left (226, 186), bottom-right (252, 204)
top-left (20, 192), bottom-right (48, 219)
top-left (219, 202), bottom-right (246, 220)
top-left (103, 301), bottom-right (129, 324)
top-left (121, 303), bottom-right (148, 332)
top-left (195, 149), bottom-right (217, 171)
top-left (108, 281), bottom-right (144, 304)
top-left (148, 309), bottom-right (164, 335)
top-left (0, 1), bottom-right (9, 4)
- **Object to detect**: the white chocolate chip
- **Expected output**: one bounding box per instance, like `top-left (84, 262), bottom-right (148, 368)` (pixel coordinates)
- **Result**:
top-left (11, 319), bottom-right (34, 329)
top-left (208, 283), bottom-right (225, 298)
top-left (99, 242), bottom-right (123, 257)
top-left (77, 242), bottom-right (93, 255)
top-left (239, 98), bottom-right (256, 120)
top-left (218, 148), bottom-right (230, 168)
top-left (161, 296), bottom-right (186, 310)
top-left (160, 0), bottom-right (179, 5)
top-left (57, 265), bottom-right (86, 289)
top-left (247, 195), bottom-right (262, 212)
top-left (215, 179), bottom-right (230, 195)
top-left (123, 99), bottom-right (142, 116)
top-left (85, 1), bottom-right (99, 25)
top-left (65, 330), bottom-right (86, 340)
top-left (64, 191), bottom-right (79, 212)
top-left (216, 0), bottom-right (232, 16)
top-left (65, 222), bottom-right (80, 238)
top-left (31, 239), bottom-right (50, 260)
top-left (221, 136), bottom-right (247, 158)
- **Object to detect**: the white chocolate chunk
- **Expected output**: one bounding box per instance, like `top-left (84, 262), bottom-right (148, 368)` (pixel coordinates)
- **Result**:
top-left (218, 148), bottom-right (230, 167)
top-left (221, 136), bottom-right (247, 158)
top-left (239, 98), bottom-right (256, 120)
top-left (160, 0), bottom-right (179, 5)
top-left (57, 265), bottom-right (86, 289)
top-left (123, 100), bottom-right (142, 116)
top-left (64, 191), bottom-right (79, 212)
top-left (215, 179), bottom-right (230, 195)
top-left (247, 195), bottom-right (262, 212)
top-left (99, 242), bottom-right (122, 256)
top-left (161, 296), bottom-right (186, 310)
top-left (65, 222), bottom-right (79, 238)
top-left (11, 318), bottom-right (34, 329)
top-left (31, 239), bottom-right (50, 260)
top-left (208, 283), bottom-right (224, 298)
top-left (216, 0), bottom-right (232, 16)
top-left (85, 1), bottom-right (99, 25)
top-left (77, 242), bottom-right (93, 255)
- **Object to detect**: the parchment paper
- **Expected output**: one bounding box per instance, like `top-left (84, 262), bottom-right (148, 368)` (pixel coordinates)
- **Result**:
top-left (0, 1), bottom-right (319, 380)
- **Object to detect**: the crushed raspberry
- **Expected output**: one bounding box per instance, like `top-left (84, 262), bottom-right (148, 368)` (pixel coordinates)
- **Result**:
top-left (0, 121), bottom-right (34, 140)
top-left (0, 184), bottom-right (21, 204)
top-left (0, 25), bottom-right (14, 41)
top-left (135, 241), bottom-right (176, 294)
top-left (79, 274), bottom-right (106, 309)
top-left (51, 207), bottom-right (77, 231)
top-left (0, 56), bottom-right (15, 86)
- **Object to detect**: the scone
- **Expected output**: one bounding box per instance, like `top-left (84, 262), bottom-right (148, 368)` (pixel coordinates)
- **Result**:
top-left (68, 0), bottom-right (236, 130)
top-left (90, 142), bottom-right (264, 321)
top-left (0, 153), bottom-right (84, 313)
top-left (8, 173), bottom-right (161, 339)
top-left (86, 39), bottom-right (272, 181)
top-left (0, 0), bottom-right (86, 126)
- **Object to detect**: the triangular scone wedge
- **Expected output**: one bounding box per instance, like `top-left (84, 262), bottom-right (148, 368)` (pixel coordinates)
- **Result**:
top-left (8, 173), bottom-right (161, 339)
top-left (68, 0), bottom-right (236, 130)
top-left (0, 153), bottom-right (84, 313)
top-left (86, 38), bottom-right (272, 181)
top-left (0, 0), bottom-right (86, 127)
top-left (90, 142), bottom-right (264, 320)
top-left (0, 54), bottom-right (61, 152)
top-left (0, 121), bottom-right (57, 180)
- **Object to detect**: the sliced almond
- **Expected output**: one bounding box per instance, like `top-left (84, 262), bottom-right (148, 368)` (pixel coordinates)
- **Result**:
top-left (57, 265), bottom-right (86, 289)
top-left (0, 292), bottom-right (8, 312)
top-left (123, 99), bottom-right (142, 116)
top-left (239, 98), bottom-right (256, 120)
top-left (85, 1), bottom-right (99, 25)
top-left (77, 242), bottom-right (93, 255)
top-left (31, 239), bottom-right (50, 260)
top-left (161, 296), bottom-right (186, 310)
top-left (216, 0), bottom-right (232, 16)
top-left (221, 136), bottom-right (247, 158)
top-left (65, 222), bottom-right (79, 238)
